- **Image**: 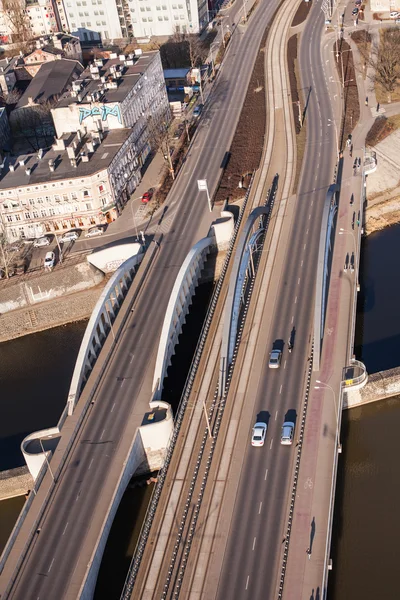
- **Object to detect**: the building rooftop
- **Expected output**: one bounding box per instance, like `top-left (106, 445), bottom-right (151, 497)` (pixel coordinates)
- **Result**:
top-left (56, 51), bottom-right (157, 108)
top-left (0, 128), bottom-right (132, 190)
top-left (16, 60), bottom-right (84, 109)
top-left (163, 68), bottom-right (190, 79)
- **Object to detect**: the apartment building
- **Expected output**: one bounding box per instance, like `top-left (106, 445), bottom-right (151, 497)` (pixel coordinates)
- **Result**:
top-left (23, 33), bottom-right (82, 76)
top-left (0, 127), bottom-right (141, 240)
top-left (63, 0), bottom-right (122, 42)
top-left (25, 0), bottom-right (62, 37)
top-left (51, 50), bottom-right (169, 166)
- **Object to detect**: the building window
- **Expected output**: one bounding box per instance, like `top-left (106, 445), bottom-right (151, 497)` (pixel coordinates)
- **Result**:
top-left (140, 7), bottom-right (145, 11)
top-left (6, 215), bottom-right (12, 222)
top-left (158, 15), bottom-right (162, 20)
top-left (142, 17), bottom-right (147, 20)
top-left (25, 212), bottom-right (31, 219)
top-left (71, 192), bottom-right (78, 199)
top-left (148, 16), bottom-right (153, 20)
top-left (86, 202), bottom-right (92, 210)
top-left (15, 214), bottom-right (21, 221)
top-left (33, 210), bottom-right (39, 218)
top-left (41, 209), bottom-right (47, 217)
top-left (146, 6), bottom-right (151, 10)
top-left (164, 15), bottom-right (169, 19)
top-left (49, 208), bottom-right (55, 215)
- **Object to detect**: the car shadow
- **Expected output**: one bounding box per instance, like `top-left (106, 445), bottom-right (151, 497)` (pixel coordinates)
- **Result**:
top-left (273, 338), bottom-right (285, 351)
top-left (284, 409), bottom-right (297, 425)
top-left (256, 410), bottom-right (270, 426)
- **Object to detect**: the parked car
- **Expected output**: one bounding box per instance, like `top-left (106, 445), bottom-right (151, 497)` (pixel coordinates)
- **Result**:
top-left (193, 104), bottom-right (204, 117)
top-left (390, 10), bottom-right (399, 17)
top-left (251, 422), bottom-right (267, 447)
top-left (33, 236), bottom-right (50, 248)
top-left (44, 251), bottom-right (55, 269)
top-left (60, 230), bottom-right (80, 243)
top-left (280, 422), bottom-right (295, 445)
top-left (141, 190), bottom-right (154, 204)
top-left (352, 7), bottom-right (359, 15)
top-left (85, 226), bottom-right (105, 238)
top-left (355, 0), bottom-right (361, 4)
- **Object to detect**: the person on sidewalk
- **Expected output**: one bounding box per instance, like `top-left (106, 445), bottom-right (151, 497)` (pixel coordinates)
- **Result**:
top-left (306, 547), bottom-right (311, 559)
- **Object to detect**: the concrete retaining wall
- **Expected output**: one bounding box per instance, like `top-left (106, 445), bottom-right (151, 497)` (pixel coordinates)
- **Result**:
top-left (344, 365), bottom-right (400, 408)
top-left (0, 261), bottom-right (104, 314)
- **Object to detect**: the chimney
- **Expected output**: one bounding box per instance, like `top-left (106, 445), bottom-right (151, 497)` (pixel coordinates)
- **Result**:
top-left (70, 158), bottom-right (77, 168)
top-left (86, 140), bottom-right (94, 153)
top-left (28, 96), bottom-right (34, 105)
top-left (76, 129), bottom-right (82, 142)
top-left (37, 149), bottom-right (44, 160)
top-left (25, 167), bottom-right (31, 176)
top-left (9, 163), bottom-right (15, 172)
top-left (48, 159), bottom-right (55, 172)
top-left (19, 158), bottom-right (25, 167)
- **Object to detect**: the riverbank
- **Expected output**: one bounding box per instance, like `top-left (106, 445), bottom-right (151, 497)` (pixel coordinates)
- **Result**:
top-left (0, 468), bottom-right (33, 501)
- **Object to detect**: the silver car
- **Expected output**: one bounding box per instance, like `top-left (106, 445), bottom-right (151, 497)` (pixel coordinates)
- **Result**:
top-left (33, 236), bottom-right (50, 248)
top-left (61, 230), bottom-right (79, 243)
top-left (85, 226), bottom-right (105, 238)
top-left (269, 349), bottom-right (282, 369)
top-left (280, 422), bottom-right (295, 445)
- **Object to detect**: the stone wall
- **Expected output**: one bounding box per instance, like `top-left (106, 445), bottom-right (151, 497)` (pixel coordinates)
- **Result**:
top-left (344, 365), bottom-right (400, 408)
top-left (0, 261), bottom-right (104, 314)
top-left (0, 286), bottom-right (104, 342)
top-left (0, 467), bottom-right (34, 501)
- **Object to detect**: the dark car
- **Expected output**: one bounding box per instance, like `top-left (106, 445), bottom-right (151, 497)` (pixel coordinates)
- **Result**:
top-left (141, 190), bottom-right (154, 204)
top-left (352, 7), bottom-right (359, 15)
top-left (193, 104), bottom-right (204, 117)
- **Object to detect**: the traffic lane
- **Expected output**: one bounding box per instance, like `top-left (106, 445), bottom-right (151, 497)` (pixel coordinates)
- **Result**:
top-left (216, 415), bottom-right (296, 600)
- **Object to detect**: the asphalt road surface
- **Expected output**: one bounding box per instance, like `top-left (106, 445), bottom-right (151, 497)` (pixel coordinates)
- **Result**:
top-left (215, 3), bottom-right (337, 599)
top-left (7, 1), bottom-right (290, 598)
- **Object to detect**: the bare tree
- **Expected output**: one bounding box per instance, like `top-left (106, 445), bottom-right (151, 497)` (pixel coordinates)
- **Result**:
top-left (148, 114), bottom-right (175, 180)
top-left (367, 28), bottom-right (400, 103)
top-left (187, 35), bottom-right (203, 69)
top-left (0, 232), bottom-right (19, 278)
top-left (0, 0), bottom-right (32, 48)
top-left (11, 100), bottom-right (57, 151)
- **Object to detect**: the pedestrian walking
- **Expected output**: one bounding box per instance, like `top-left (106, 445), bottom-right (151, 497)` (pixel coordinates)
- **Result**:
top-left (306, 547), bottom-right (311, 559)
top-left (376, 103), bottom-right (380, 113)
top-left (365, 96), bottom-right (368, 106)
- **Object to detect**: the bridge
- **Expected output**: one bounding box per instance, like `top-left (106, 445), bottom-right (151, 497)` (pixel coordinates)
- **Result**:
top-left (0, 0), bottom-right (374, 598)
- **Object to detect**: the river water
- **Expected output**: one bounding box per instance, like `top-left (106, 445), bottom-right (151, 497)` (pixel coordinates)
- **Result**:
top-left (1, 225), bottom-right (400, 599)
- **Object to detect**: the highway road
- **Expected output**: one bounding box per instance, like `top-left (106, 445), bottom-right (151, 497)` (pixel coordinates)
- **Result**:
top-left (5, 1), bottom-right (292, 598)
top-left (215, 2), bottom-right (338, 598)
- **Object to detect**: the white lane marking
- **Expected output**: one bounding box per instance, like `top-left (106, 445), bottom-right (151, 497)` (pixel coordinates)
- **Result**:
top-left (306, 229), bottom-right (309, 235)
top-left (309, 213), bottom-right (311, 220)
top-left (298, 278), bottom-right (301, 285)
top-left (265, 468), bottom-right (268, 481)
top-left (259, 501), bottom-right (262, 514)
top-left (130, 354), bottom-right (135, 364)
top-left (246, 576), bottom-right (250, 590)
top-left (270, 439), bottom-right (273, 450)
top-left (301, 260), bottom-right (303, 267)
top-left (120, 379), bottom-right (125, 388)
top-left (100, 429), bottom-right (105, 440)
top-left (48, 558), bottom-right (55, 573)
top-left (111, 402), bottom-right (116, 413)
top-left (275, 410), bottom-right (278, 420)
top-left (138, 334), bottom-right (143, 342)
top-left (252, 537), bottom-right (256, 551)
top-left (284, 359), bottom-right (287, 369)
top-left (311, 200), bottom-right (314, 206)
top-left (75, 490), bottom-right (81, 502)
top-left (279, 384), bottom-right (283, 394)
top-left (304, 244), bottom-right (307, 250)
top-left (295, 296), bottom-right (298, 304)
top-left (62, 522), bottom-right (69, 536)
top-left (291, 315), bottom-right (294, 324)
top-left (88, 458), bottom-right (94, 470)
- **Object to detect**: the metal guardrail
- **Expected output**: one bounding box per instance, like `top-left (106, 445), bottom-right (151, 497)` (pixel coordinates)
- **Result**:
top-left (120, 171), bottom-right (256, 599)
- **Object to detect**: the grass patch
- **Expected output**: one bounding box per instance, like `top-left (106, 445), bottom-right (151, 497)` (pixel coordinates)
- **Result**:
top-left (291, 1), bottom-right (312, 27)
top-left (365, 114), bottom-right (400, 146)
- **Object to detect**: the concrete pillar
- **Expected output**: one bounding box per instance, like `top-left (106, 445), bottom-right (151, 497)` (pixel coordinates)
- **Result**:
top-left (106, 301), bottom-right (115, 320)
top-left (98, 318), bottom-right (106, 338)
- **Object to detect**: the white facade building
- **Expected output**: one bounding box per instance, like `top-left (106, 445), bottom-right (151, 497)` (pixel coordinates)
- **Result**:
top-left (62, 0), bottom-right (122, 42)
top-left (0, 128), bottom-right (141, 240)
top-left (26, 0), bottom-right (61, 37)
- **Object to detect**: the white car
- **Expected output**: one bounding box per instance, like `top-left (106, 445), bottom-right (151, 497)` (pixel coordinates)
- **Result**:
top-left (33, 236), bottom-right (50, 248)
top-left (61, 230), bottom-right (79, 243)
top-left (44, 251), bottom-right (55, 269)
top-left (85, 226), bottom-right (105, 238)
top-left (281, 422), bottom-right (295, 445)
top-left (251, 422), bottom-right (267, 447)
top-left (269, 349), bottom-right (282, 369)
top-left (390, 10), bottom-right (399, 17)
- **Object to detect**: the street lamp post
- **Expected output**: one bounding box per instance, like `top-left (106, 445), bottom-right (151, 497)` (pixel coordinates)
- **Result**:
top-left (327, 118), bottom-right (340, 159)
top-left (39, 438), bottom-right (55, 481)
top-left (315, 381), bottom-right (341, 451)
top-left (210, 41), bottom-right (219, 78)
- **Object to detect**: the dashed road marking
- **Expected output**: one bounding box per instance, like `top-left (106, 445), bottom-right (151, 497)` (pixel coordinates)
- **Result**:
top-left (259, 501), bottom-right (262, 514)
top-left (252, 537), bottom-right (256, 551)
top-left (62, 522), bottom-right (69, 536)
top-left (100, 429), bottom-right (105, 441)
top-left (88, 458), bottom-right (94, 470)
top-left (265, 468), bottom-right (268, 481)
top-left (48, 558), bottom-right (55, 573)
top-left (111, 402), bottom-right (116, 413)
top-left (246, 576), bottom-right (250, 590)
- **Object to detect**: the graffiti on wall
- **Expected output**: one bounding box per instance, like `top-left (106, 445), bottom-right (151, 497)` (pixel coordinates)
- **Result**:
top-left (79, 104), bottom-right (122, 125)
